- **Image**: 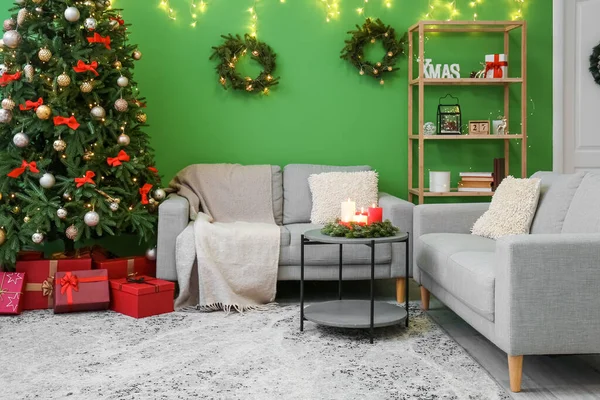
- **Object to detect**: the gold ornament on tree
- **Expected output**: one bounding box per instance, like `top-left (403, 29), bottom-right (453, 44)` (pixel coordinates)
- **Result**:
top-left (1, 97), bottom-right (15, 110)
top-left (17, 8), bottom-right (28, 26)
top-left (57, 73), bottom-right (71, 87)
top-left (38, 48), bottom-right (52, 62)
top-left (0, 227), bottom-right (5, 246)
top-left (117, 133), bottom-right (130, 146)
top-left (24, 64), bottom-right (34, 82)
top-left (36, 104), bottom-right (51, 120)
top-left (132, 50), bottom-right (142, 60)
top-left (53, 138), bottom-right (66, 152)
top-left (80, 81), bottom-right (93, 93)
top-left (113, 60), bottom-right (122, 69)
top-left (136, 113), bottom-right (147, 123)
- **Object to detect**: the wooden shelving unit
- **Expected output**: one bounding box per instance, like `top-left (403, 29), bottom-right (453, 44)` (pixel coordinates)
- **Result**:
top-left (407, 20), bottom-right (527, 204)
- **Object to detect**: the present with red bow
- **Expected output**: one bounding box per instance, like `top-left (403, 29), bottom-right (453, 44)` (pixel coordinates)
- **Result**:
top-left (16, 257), bottom-right (91, 310)
top-left (0, 272), bottom-right (26, 315)
top-left (110, 275), bottom-right (174, 318)
top-left (54, 269), bottom-right (109, 313)
top-left (485, 54), bottom-right (508, 79)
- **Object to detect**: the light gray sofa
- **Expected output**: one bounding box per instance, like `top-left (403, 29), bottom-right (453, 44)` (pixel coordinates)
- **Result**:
top-left (157, 164), bottom-right (414, 302)
top-left (414, 171), bottom-right (600, 392)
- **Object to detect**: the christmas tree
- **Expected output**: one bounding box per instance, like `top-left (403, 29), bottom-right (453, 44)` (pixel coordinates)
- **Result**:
top-left (0, 0), bottom-right (162, 267)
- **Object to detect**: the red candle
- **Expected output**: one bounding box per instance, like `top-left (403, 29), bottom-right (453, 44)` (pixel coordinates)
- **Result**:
top-left (367, 203), bottom-right (383, 224)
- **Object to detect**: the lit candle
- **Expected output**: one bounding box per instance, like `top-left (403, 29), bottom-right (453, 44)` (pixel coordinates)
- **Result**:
top-left (354, 207), bottom-right (368, 225)
top-left (341, 198), bottom-right (356, 222)
top-left (367, 203), bottom-right (383, 224)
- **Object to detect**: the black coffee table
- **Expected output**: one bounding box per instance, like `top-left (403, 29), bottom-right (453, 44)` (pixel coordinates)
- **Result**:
top-left (299, 229), bottom-right (410, 343)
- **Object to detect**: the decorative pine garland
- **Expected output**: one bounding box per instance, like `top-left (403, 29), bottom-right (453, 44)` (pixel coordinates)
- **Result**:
top-left (210, 34), bottom-right (279, 94)
top-left (321, 220), bottom-right (399, 239)
top-left (590, 42), bottom-right (600, 85)
top-left (340, 18), bottom-right (407, 84)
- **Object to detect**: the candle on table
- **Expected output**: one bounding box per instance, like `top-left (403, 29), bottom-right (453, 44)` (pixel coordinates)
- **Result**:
top-left (367, 203), bottom-right (383, 224)
top-left (341, 198), bottom-right (356, 222)
top-left (354, 207), bottom-right (368, 225)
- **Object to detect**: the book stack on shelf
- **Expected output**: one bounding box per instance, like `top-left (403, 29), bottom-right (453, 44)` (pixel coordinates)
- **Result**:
top-left (458, 172), bottom-right (494, 192)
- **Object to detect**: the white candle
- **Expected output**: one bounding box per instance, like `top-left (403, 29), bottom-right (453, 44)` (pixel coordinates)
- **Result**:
top-left (341, 198), bottom-right (356, 222)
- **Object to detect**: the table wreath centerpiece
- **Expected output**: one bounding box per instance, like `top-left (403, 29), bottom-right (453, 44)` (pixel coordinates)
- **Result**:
top-left (321, 219), bottom-right (399, 239)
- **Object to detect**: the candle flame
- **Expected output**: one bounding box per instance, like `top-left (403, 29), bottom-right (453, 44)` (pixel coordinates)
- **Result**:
top-left (361, 207), bottom-right (364, 213)
top-left (372, 203), bottom-right (376, 207)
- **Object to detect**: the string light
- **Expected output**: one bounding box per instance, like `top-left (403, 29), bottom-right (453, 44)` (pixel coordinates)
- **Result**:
top-left (249, 0), bottom-right (258, 37)
top-left (384, 0), bottom-right (392, 8)
top-left (469, 0), bottom-right (482, 21)
top-left (159, 0), bottom-right (176, 20)
top-left (513, 0), bottom-right (525, 20)
top-left (356, 0), bottom-right (368, 15)
top-left (320, 0), bottom-right (340, 23)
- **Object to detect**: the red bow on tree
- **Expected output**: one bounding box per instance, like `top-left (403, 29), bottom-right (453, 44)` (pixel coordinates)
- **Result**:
top-left (0, 71), bottom-right (21, 87)
top-left (19, 97), bottom-right (44, 111)
top-left (73, 60), bottom-right (99, 76)
top-left (107, 150), bottom-right (130, 167)
top-left (7, 160), bottom-right (39, 178)
top-left (54, 115), bottom-right (80, 130)
top-left (110, 16), bottom-right (125, 25)
top-left (139, 183), bottom-right (153, 205)
top-left (87, 33), bottom-right (111, 50)
top-left (75, 171), bottom-right (96, 188)
top-left (147, 166), bottom-right (158, 174)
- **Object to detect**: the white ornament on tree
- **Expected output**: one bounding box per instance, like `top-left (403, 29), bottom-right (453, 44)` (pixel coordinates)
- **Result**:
top-left (117, 133), bottom-right (130, 146)
top-left (90, 105), bottom-right (106, 120)
top-left (57, 208), bottom-right (68, 219)
top-left (0, 64), bottom-right (7, 76)
top-left (117, 76), bottom-right (129, 87)
top-left (53, 138), bottom-right (66, 152)
top-left (13, 132), bottom-right (29, 147)
top-left (153, 188), bottom-right (166, 201)
top-left (84, 17), bottom-right (97, 31)
top-left (39, 173), bottom-right (55, 189)
top-left (3, 30), bottom-right (21, 48)
top-left (84, 210), bottom-right (100, 227)
top-left (109, 202), bottom-right (119, 211)
top-left (3, 19), bottom-right (16, 31)
top-left (0, 109), bottom-right (13, 124)
top-left (64, 7), bottom-right (80, 23)
top-left (145, 247), bottom-right (157, 261)
top-left (32, 232), bottom-right (44, 244)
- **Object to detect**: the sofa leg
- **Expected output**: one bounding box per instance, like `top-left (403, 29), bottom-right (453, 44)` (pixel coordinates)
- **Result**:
top-left (508, 355), bottom-right (524, 392)
top-left (420, 286), bottom-right (430, 310)
top-left (395, 278), bottom-right (406, 303)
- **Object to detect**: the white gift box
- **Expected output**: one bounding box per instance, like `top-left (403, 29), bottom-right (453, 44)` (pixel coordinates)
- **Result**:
top-left (485, 54), bottom-right (508, 79)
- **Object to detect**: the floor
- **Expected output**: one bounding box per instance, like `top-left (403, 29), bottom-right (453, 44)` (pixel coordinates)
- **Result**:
top-left (277, 279), bottom-right (600, 400)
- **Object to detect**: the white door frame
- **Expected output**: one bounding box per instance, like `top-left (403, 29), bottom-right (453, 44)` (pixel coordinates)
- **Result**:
top-left (553, 0), bottom-right (565, 172)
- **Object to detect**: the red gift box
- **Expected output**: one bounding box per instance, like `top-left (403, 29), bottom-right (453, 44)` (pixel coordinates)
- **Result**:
top-left (93, 256), bottom-right (156, 280)
top-left (54, 269), bottom-right (110, 314)
top-left (17, 257), bottom-right (92, 310)
top-left (110, 276), bottom-right (174, 318)
top-left (0, 272), bottom-right (26, 315)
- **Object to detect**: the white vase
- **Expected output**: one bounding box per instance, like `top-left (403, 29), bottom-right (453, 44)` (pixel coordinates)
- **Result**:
top-left (429, 171), bottom-right (451, 192)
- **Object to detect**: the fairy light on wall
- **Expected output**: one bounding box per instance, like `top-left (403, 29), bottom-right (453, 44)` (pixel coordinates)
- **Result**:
top-left (356, 0), bottom-right (368, 15)
top-left (320, 0), bottom-right (340, 23)
top-left (513, 0), bottom-right (525, 20)
top-left (189, 0), bottom-right (207, 27)
top-left (159, 0), bottom-right (176, 20)
top-left (248, 0), bottom-right (258, 37)
top-left (469, 0), bottom-right (482, 21)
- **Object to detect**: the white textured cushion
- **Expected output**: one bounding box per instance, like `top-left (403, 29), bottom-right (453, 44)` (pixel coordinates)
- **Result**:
top-left (471, 176), bottom-right (541, 239)
top-left (308, 171), bottom-right (378, 224)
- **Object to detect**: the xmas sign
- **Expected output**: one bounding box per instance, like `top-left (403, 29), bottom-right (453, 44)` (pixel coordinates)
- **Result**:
top-left (422, 59), bottom-right (461, 79)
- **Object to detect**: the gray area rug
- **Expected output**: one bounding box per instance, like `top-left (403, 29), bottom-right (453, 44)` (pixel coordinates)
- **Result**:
top-left (1, 302), bottom-right (509, 400)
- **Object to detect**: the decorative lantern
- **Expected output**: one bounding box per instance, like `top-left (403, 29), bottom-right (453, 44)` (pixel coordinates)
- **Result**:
top-left (437, 94), bottom-right (462, 135)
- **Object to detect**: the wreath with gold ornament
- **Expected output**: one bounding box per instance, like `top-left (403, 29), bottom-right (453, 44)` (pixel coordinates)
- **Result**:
top-left (210, 34), bottom-right (279, 94)
top-left (340, 18), bottom-right (407, 85)
top-left (589, 41), bottom-right (600, 85)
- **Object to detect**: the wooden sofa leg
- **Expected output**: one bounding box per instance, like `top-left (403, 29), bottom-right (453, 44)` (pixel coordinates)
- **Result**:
top-left (396, 278), bottom-right (406, 303)
top-left (508, 355), bottom-right (524, 392)
top-left (420, 286), bottom-right (430, 310)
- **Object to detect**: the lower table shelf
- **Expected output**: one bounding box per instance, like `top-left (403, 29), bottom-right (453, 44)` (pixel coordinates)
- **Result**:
top-left (303, 300), bottom-right (407, 329)
top-left (409, 188), bottom-right (494, 197)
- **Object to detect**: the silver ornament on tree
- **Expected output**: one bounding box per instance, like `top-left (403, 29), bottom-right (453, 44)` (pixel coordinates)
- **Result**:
top-left (132, 50), bottom-right (142, 60)
top-left (17, 9), bottom-right (28, 26)
top-left (153, 188), bottom-right (166, 201)
top-left (3, 30), bottom-right (22, 49)
top-left (114, 99), bottom-right (128, 112)
top-left (32, 232), bottom-right (44, 244)
top-left (117, 133), bottom-right (130, 146)
top-left (84, 17), bottom-right (97, 31)
top-left (57, 73), bottom-right (71, 87)
top-left (145, 247), bottom-right (157, 261)
top-left (64, 7), bottom-right (80, 23)
top-left (3, 19), bottom-right (15, 31)
top-left (80, 81), bottom-right (93, 93)
top-left (84, 210), bottom-right (100, 227)
top-left (0, 109), bottom-right (13, 124)
top-left (90, 105), bottom-right (106, 120)
top-left (2, 97), bottom-right (15, 110)
top-left (13, 132), bottom-right (29, 148)
top-left (109, 202), bottom-right (119, 211)
top-left (117, 76), bottom-right (129, 87)
top-left (24, 64), bottom-right (34, 82)
top-left (0, 64), bottom-right (7, 76)
top-left (39, 173), bottom-right (55, 189)
top-left (66, 225), bottom-right (78, 240)
top-left (57, 208), bottom-right (68, 219)
top-left (38, 48), bottom-right (52, 62)
top-left (53, 138), bottom-right (66, 152)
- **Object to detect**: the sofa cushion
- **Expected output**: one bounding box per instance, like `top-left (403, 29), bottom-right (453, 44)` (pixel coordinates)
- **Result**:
top-left (562, 172), bottom-right (600, 233)
top-left (279, 223), bottom-right (391, 266)
top-left (271, 166), bottom-right (283, 225)
top-left (417, 233), bottom-right (496, 321)
top-left (529, 171), bottom-right (585, 234)
top-left (283, 164), bottom-right (371, 224)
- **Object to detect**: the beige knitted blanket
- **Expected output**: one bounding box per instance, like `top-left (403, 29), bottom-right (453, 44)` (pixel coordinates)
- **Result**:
top-left (169, 164), bottom-right (280, 312)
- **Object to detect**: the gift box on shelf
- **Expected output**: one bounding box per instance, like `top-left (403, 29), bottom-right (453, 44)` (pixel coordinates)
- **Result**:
top-left (485, 54), bottom-right (508, 79)
top-left (54, 269), bottom-right (110, 314)
top-left (16, 257), bottom-right (92, 310)
top-left (110, 276), bottom-right (174, 318)
top-left (93, 255), bottom-right (156, 280)
top-left (0, 272), bottom-right (26, 315)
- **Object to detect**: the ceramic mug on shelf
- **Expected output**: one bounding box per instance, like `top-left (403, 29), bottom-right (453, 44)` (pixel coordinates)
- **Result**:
top-left (429, 171), bottom-right (451, 193)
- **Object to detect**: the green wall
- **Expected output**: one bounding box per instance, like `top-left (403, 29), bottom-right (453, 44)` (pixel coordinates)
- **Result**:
top-left (1, 0), bottom-right (552, 199)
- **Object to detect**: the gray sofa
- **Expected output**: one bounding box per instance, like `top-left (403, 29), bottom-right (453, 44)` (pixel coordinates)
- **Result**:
top-left (157, 164), bottom-right (414, 302)
top-left (414, 171), bottom-right (600, 392)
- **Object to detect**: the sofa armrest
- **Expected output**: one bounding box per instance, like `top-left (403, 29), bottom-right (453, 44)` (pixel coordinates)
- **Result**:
top-left (494, 233), bottom-right (600, 356)
top-left (157, 194), bottom-right (190, 281)
top-left (414, 203), bottom-right (489, 237)
top-left (379, 192), bottom-right (413, 277)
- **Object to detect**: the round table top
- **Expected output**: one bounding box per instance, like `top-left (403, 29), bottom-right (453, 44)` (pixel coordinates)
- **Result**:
top-left (303, 229), bottom-right (408, 245)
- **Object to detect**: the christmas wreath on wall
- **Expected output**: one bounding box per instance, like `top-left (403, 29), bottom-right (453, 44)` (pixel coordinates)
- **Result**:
top-left (589, 42), bottom-right (600, 85)
top-left (340, 18), bottom-right (407, 85)
top-left (210, 34), bottom-right (279, 94)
